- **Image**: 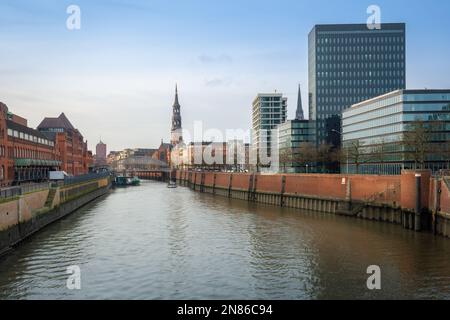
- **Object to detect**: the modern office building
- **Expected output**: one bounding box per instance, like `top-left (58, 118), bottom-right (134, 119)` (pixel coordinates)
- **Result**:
top-left (251, 93), bottom-right (287, 167)
top-left (278, 120), bottom-right (316, 173)
top-left (277, 85), bottom-right (315, 173)
top-left (308, 23), bottom-right (406, 145)
top-left (342, 89), bottom-right (450, 175)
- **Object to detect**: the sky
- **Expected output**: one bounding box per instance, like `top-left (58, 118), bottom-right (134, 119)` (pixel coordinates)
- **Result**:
top-left (1, 0), bottom-right (450, 152)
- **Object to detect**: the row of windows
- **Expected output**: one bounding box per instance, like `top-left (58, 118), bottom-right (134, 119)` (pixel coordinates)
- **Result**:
top-left (317, 53), bottom-right (404, 62)
top-left (357, 133), bottom-right (403, 146)
top-left (317, 36), bottom-right (404, 45)
top-left (317, 75), bottom-right (404, 87)
top-left (317, 62), bottom-right (404, 72)
top-left (7, 128), bottom-right (55, 147)
top-left (318, 95), bottom-right (378, 106)
top-left (12, 146), bottom-right (56, 160)
top-left (317, 67), bottom-right (405, 80)
top-left (317, 84), bottom-right (400, 96)
top-left (317, 45), bottom-right (404, 55)
top-left (260, 97), bottom-right (282, 102)
top-left (344, 126), bottom-right (450, 143)
top-left (345, 94), bottom-right (450, 119)
top-left (343, 103), bottom-right (450, 127)
top-left (343, 104), bottom-right (402, 126)
top-left (260, 103), bottom-right (286, 108)
top-left (279, 129), bottom-right (315, 136)
top-left (404, 94), bottom-right (450, 102)
top-left (344, 95), bottom-right (403, 118)
top-left (343, 123), bottom-right (404, 140)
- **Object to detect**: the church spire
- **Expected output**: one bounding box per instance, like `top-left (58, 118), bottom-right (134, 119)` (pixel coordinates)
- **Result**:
top-left (174, 83), bottom-right (179, 106)
top-left (171, 84), bottom-right (183, 145)
top-left (295, 84), bottom-right (305, 120)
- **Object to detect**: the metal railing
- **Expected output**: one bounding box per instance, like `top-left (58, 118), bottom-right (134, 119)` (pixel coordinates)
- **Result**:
top-left (20, 182), bottom-right (50, 194)
top-left (63, 172), bottom-right (111, 186)
top-left (0, 186), bottom-right (21, 200)
top-left (1, 172), bottom-right (110, 202)
top-left (0, 182), bottom-right (50, 201)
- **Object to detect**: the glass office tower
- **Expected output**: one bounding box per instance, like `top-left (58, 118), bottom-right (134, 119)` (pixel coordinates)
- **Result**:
top-left (251, 93), bottom-right (287, 167)
top-left (308, 23), bottom-right (406, 145)
top-left (342, 89), bottom-right (450, 175)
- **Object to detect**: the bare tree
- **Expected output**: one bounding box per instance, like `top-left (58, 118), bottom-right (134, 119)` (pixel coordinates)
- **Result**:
top-left (402, 121), bottom-right (433, 170)
top-left (279, 148), bottom-right (293, 173)
top-left (344, 140), bottom-right (368, 174)
top-left (292, 142), bottom-right (317, 172)
top-left (316, 143), bottom-right (334, 173)
top-left (370, 137), bottom-right (389, 166)
top-left (440, 140), bottom-right (450, 169)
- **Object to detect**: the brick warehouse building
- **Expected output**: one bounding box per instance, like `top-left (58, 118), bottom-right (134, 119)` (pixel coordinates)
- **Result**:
top-left (38, 112), bottom-right (93, 176)
top-left (0, 103), bottom-right (93, 186)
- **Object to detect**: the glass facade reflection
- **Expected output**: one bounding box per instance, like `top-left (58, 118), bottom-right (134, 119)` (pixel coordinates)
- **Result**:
top-left (277, 120), bottom-right (316, 173)
top-left (308, 23), bottom-right (406, 145)
top-left (342, 90), bottom-right (450, 175)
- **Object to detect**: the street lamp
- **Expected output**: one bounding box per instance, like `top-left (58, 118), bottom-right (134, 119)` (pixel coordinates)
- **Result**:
top-left (332, 129), bottom-right (349, 174)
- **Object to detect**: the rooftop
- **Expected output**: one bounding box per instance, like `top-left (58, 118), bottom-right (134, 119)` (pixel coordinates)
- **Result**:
top-left (37, 113), bottom-right (75, 131)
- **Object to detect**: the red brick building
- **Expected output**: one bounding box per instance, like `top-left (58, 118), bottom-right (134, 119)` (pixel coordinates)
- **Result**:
top-left (152, 141), bottom-right (172, 164)
top-left (0, 104), bottom-right (94, 186)
top-left (0, 103), bottom-right (61, 186)
top-left (38, 113), bottom-right (93, 176)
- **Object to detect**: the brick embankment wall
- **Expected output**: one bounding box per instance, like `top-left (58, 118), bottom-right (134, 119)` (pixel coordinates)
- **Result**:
top-left (434, 178), bottom-right (450, 238)
top-left (178, 171), bottom-right (403, 222)
top-left (176, 170), bottom-right (450, 238)
top-left (0, 177), bottom-right (111, 257)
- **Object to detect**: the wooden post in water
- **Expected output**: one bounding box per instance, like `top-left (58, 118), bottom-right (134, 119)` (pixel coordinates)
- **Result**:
top-left (280, 176), bottom-right (286, 207)
top-left (415, 174), bottom-right (422, 232)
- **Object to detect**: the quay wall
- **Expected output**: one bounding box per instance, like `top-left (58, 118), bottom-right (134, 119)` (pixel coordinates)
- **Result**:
top-left (434, 178), bottom-right (450, 238)
top-left (177, 170), bottom-right (450, 238)
top-left (0, 176), bottom-right (111, 257)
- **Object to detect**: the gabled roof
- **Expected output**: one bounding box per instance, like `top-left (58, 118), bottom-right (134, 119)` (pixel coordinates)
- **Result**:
top-left (37, 113), bottom-right (75, 131)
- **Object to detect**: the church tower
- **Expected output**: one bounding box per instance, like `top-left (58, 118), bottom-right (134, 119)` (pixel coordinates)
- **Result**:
top-left (295, 84), bottom-right (305, 120)
top-left (171, 84), bottom-right (183, 145)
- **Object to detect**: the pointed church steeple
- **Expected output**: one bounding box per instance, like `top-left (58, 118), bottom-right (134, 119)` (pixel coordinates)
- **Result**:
top-left (171, 84), bottom-right (183, 145)
top-left (174, 83), bottom-right (180, 106)
top-left (295, 84), bottom-right (305, 120)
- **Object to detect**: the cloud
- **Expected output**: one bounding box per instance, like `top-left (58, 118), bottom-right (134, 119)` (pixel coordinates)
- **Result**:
top-left (198, 54), bottom-right (232, 64)
top-left (204, 77), bottom-right (233, 87)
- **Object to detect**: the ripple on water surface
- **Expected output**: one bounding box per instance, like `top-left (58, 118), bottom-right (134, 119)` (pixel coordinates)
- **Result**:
top-left (0, 181), bottom-right (450, 300)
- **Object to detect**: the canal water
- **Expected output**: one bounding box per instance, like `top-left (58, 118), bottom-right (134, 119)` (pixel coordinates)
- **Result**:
top-left (0, 181), bottom-right (449, 300)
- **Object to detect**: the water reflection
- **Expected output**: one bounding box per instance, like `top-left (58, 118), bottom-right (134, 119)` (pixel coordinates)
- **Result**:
top-left (0, 181), bottom-right (449, 300)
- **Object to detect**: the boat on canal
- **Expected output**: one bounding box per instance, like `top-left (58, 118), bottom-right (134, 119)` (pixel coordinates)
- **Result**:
top-left (114, 176), bottom-right (141, 187)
